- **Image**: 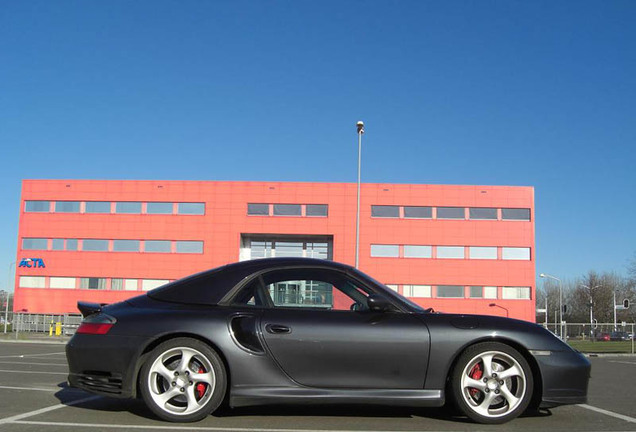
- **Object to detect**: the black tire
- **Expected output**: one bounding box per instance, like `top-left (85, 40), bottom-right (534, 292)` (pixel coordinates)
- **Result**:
top-left (139, 337), bottom-right (227, 422)
top-left (450, 342), bottom-right (533, 424)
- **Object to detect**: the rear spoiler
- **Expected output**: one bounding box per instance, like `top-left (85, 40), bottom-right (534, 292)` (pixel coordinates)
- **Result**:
top-left (77, 301), bottom-right (108, 318)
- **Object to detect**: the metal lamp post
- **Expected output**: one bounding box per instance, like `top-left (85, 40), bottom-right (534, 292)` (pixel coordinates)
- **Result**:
top-left (4, 261), bottom-right (16, 333)
top-left (489, 303), bottom-right (509, 317)
top-left (613, 291), bottom-right (617, 331)
top-left (355, 121), bottom-right (364, 269)
top-left (541, 273), bottom-right (563, 339)
top-left (580, 284), bottom-right (600, 340)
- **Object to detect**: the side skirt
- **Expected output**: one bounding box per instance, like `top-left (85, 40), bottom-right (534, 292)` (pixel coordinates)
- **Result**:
top-left (230, 387), bottom-right (445, 408)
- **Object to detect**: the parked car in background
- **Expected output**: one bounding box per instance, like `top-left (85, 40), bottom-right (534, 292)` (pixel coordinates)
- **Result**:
top-left (596, 333), bottom-right (610, 341)
top-left (610, 331), bottom-right (630, 341)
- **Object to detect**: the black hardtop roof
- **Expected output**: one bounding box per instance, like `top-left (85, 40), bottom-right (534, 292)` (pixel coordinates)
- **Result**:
top-left (147, 258), bottom-right (359, 306)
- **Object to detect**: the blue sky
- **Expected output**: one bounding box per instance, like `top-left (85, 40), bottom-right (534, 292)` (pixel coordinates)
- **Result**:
top-left (1, 1), bottom-right (635, 292)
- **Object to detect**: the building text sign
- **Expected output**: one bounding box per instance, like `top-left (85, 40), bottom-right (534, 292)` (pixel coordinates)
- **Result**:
top-left (19, 258), bottom-right (46, 268)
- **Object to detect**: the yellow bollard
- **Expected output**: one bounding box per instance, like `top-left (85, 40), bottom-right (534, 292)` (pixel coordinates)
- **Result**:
top-left (49, 321), bottom-right (53, 336)
top-left (55, 322), bottom-right (62, 336)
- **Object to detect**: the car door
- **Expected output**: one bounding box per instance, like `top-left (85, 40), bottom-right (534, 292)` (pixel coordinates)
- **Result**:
top-left (257, 267), bottom-right (431, 389)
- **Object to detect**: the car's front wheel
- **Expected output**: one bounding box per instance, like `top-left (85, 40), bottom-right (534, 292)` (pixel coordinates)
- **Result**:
top-left (140, 338), bottom-right (227, 422)
top-left (450, 342), bottom-right (533, 424)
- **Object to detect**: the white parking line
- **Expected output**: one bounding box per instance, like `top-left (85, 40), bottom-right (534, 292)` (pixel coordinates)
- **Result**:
top-left (0, 421), bottom-right (449, 432)
top-left (0, 369), bottom-right (67, 375)
top-left (609, 361), bottom-right (636, 365)
top-left (578, 404), bottom-right (636, 424)
top-left (0, 352), bottom-right (65, 359)
top-left (0, 361), bottom-right (68, 366)
top-left (0, 395), bottom-right (99, 425)
top-left (0, 385), bottom-right (64, 392)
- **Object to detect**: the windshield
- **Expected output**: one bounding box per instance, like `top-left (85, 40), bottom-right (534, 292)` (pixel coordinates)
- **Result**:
top-left (348, 268), bottom-right (427, 313)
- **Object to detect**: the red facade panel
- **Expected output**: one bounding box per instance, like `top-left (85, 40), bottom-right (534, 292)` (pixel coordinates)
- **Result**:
top-left (14, 180), bottom-right (535, 321)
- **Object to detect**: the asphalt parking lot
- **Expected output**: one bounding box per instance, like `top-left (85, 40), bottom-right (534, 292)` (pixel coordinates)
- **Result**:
top-left (0, 341), bottom-right (635, 432)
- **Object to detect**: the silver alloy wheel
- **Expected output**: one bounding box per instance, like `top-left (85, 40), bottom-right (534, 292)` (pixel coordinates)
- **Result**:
top-left (147, 346), bottom-right (216, 416)
top-left (459, 350), bottom-right (526, 419)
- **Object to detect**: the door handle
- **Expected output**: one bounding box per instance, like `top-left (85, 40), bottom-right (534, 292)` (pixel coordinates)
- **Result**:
top-left (265, 324), bottom-right (291, 334)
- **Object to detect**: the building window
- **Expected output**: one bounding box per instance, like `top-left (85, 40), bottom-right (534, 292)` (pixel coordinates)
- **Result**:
top-left (306, 204), bottom-right (328, 217)
top-left (144, 240), bottom-right (171, 253)
top-left (502, 208), bottom-right (531, 221)
top-left (306, 242), bottom-right (329, 259)
top-left (484, 286), bottom-right (498, 299)
top-left (370, 244), bottom-right (399, 258)
top-left (371, 205), bottom-right (399, 218)
top-left (147, 202), bottom-right (173, 214)
top-left (437, 285), bottom-right (464, 298)
top-left (273, 204), bottom-right (302, 216)
top-left (80, 277), bottom-right (107, 290)
top-left (275, 241), bottom-right (304, 257)
top-left (111, 279), bottom-right (124, 291)
top-left (469, 246), bottom-right (498, 260)
top-left (470, 286), bottom-right (498, 299)
top-left (24, 201), bottom-right (50, 212)
top-left (82, 239), bottom-right (109, 252)
top-left (502, 287), bottom-right (531, 300)
top-left (469, 208), bottom-right (497, 220)
top-left (250, 241), bottom-right (274, 259)
top-left (54, 201), bottom-right (80, 213)
top-left (469, 286), bottom-right (483, 298)
top-left (142, 279), bottom-right (169, 291)
top-left (52, 239), bottom-right (65, 251)
top-left (22, 238), bottom-right (48, 250)
top-left (85, 201), bottom-right (111, 213)
top-left (242, 236), bottom-right (333, 261)
top-left (436, 246), bottom-right (465, 259)
top-left (113, 279), bottom-right (138, 291)
top-left (177, 203), bottom-right (205, 215)
top-left (113, 240), bottom-right (141, 252)
top-left (66, 239), bottom-right (78, 251)
top-left (247, 203), bottom-right (269, 215)
top-left (176, 241), bottom-right (204, 254)
top-left (124, 279), bottom-right (138, 291)
top-left (436, 207), bottom-right (465, 219)
top-left (19, 276), bottom-right (46, 288)
top-left (115, 202), bottom-right (142, 214)
top-left (50, 277), bottom-right (76, 289)
top-left (385, 284), bottom-right (399, 292)
top-left (404, 206), bottom-right (432, 219)
top-left (502, 247), bottom-right (531, 260)
top-left (403, 245), bottom-right (432, 258)
top-left (404, 285), bottom-right (431, 298)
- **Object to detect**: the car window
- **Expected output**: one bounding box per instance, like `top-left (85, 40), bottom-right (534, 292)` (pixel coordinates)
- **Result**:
top-left (233, 268), bottom-right (372, 311)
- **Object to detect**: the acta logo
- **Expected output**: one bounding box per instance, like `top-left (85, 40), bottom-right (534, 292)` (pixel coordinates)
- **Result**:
top-left (19, 258), bottom-right (46, 268)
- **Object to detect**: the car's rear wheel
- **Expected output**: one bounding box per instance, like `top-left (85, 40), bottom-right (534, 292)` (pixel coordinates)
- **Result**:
top-left (140, 338), bottom-right (226, 422)
top-left (450, 342), bottom-right (533, 424)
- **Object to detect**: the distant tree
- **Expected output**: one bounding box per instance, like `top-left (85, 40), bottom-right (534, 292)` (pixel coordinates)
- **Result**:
top-left (536, 280), bottom-right (562, 330)
top-left (628, 253), bottom-right (636, 284)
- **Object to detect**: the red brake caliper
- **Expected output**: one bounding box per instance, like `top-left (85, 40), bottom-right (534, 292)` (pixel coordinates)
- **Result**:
top-left (469, 363), bottom-right (483, 398)
top-left (196, 367), bottom-right (206, 399)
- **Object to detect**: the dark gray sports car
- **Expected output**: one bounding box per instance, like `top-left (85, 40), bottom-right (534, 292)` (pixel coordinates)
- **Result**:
top-left (66, 258), bottom-right (590, 424)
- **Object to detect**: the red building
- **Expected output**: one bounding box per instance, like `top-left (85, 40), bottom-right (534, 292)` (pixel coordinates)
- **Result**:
top-left (14, 180), bottom-right (536, 321)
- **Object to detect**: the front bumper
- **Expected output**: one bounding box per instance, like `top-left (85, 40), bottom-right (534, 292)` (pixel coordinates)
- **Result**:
top-left (535, 349), bottom-right (591, 408)
top-left (66, 333), bottom-right (147, 399)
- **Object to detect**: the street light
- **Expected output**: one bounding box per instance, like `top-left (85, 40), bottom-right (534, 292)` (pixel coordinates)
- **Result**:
top-left (4, 261), bottom-right (18, 333)
top-left (489, 303), bottom-right (509, 317)
top-left (541, 273), bottom-right (563, 339)
top-left (580, 284), bottom-right (600, 340)
top-left (355, 121), bottom-right (364, 269)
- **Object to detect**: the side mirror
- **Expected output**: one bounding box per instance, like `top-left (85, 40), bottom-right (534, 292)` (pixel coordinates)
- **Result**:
top-left (367, 294), bottom-right (394, 312)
